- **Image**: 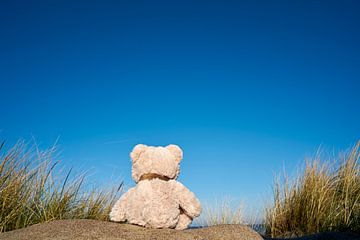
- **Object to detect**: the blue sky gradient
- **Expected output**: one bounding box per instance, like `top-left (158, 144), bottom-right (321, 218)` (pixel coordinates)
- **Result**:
top-left (1, 0), bottom-right (360, 213)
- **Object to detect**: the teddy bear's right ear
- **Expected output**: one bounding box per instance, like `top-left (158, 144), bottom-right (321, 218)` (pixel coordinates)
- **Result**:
top-left (130, 144), bottom-right (147, 163)
top-left (166, 144), bottom-right (183, 163)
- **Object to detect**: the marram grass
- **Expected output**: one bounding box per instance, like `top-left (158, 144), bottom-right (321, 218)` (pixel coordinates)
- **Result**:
top-left (195, 198), bottom-right (262, 234)
top-left (195, 197), bottom-right (244, 227)
top-left (0, 141), bottom-right (122, 232)
top-left (265, 141), bottom-right (360, 237)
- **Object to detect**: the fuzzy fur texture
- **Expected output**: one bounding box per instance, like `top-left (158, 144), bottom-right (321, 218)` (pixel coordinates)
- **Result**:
top-left (110, 144), bottom-right (201, 230)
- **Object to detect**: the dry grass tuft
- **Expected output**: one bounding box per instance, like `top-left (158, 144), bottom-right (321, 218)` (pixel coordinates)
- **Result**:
top-left (265, 141), bottom-right (360, 237)
top-left (0, 140), bottom-right (122, 232)
top-left (195, 197), bottom-right (244, 227)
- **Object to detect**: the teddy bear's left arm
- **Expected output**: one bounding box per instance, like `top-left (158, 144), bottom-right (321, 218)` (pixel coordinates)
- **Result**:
top-left (171, 180), bottom-right (202, 219)
top-left (109, 188), bottom-right (135, 222)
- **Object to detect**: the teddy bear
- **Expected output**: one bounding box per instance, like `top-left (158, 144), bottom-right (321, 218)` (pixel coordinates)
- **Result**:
top-left (109, 144), bottom-right (202, 230)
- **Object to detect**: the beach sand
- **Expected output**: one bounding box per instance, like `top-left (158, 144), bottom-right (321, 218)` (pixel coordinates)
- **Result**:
top-left (1, 219), bottom-right (359, 240)
top-left (0, 219), bottom-right (262, 240)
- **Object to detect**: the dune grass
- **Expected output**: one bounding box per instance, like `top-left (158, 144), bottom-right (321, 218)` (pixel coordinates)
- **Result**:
top-left (265, 141), bottom-right (360, 237)
top-left (0, 141), bottom-right (122, 232)
top-left (195, 197), bottom-right (265, 234)
top-left (195, 197), bottom-right (244, 227)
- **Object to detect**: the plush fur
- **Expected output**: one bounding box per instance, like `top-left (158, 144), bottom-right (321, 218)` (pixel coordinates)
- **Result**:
top-left (110, 144), bottom-right (202, 230)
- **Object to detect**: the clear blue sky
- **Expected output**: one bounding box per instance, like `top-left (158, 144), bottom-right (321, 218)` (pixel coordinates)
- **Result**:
top-left (1, 0), bottom-right (359, 214)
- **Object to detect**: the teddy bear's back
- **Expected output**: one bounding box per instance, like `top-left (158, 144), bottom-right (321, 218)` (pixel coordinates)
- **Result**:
top-left (124, 179), bottom-right (180, 228)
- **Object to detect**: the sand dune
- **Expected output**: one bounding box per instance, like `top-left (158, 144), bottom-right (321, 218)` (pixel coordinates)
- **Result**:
top-left (0, 219), bottom-right (262, 240)
top-left (1, 219), bottom-right (359, 240)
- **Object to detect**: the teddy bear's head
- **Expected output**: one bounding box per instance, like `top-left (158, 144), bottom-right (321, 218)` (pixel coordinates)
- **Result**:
top-left (130, 144), bottom-right (183, 183)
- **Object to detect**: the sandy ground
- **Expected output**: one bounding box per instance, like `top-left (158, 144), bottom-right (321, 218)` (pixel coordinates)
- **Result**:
top-left (0, 220), bottom-right (359, 240)
top-left (0, 219), bottom-right (263, 240)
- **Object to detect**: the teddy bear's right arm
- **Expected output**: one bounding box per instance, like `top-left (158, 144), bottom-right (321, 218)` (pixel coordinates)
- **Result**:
top-left (109, 188), bottom-right (134, 222)
top-left (171, 181), bottom-right (202, 219)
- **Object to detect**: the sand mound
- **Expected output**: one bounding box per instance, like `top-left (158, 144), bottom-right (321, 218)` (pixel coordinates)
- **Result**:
top-left (0, 219), bottom-right (263, 240)
top-left (1, 220), bottom-right (360, 240)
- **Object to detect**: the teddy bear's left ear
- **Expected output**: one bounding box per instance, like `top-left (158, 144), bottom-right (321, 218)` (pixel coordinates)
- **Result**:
top-left (166, 144), bottom-right (183, 163)
top-left (130, 144), bottom-right (147, 163)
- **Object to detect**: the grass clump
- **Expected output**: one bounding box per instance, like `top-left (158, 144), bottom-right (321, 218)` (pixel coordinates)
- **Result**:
top-left (0, 141), bottom-right (122, 232)
top-left (265, 141), bottom-right (360, 237)
top-left (195, 197), bottom-right (244, 227)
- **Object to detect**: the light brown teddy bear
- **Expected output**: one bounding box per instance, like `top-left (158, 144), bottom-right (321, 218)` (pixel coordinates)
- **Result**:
top-left (109, 144), bottom-right (202, 230)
